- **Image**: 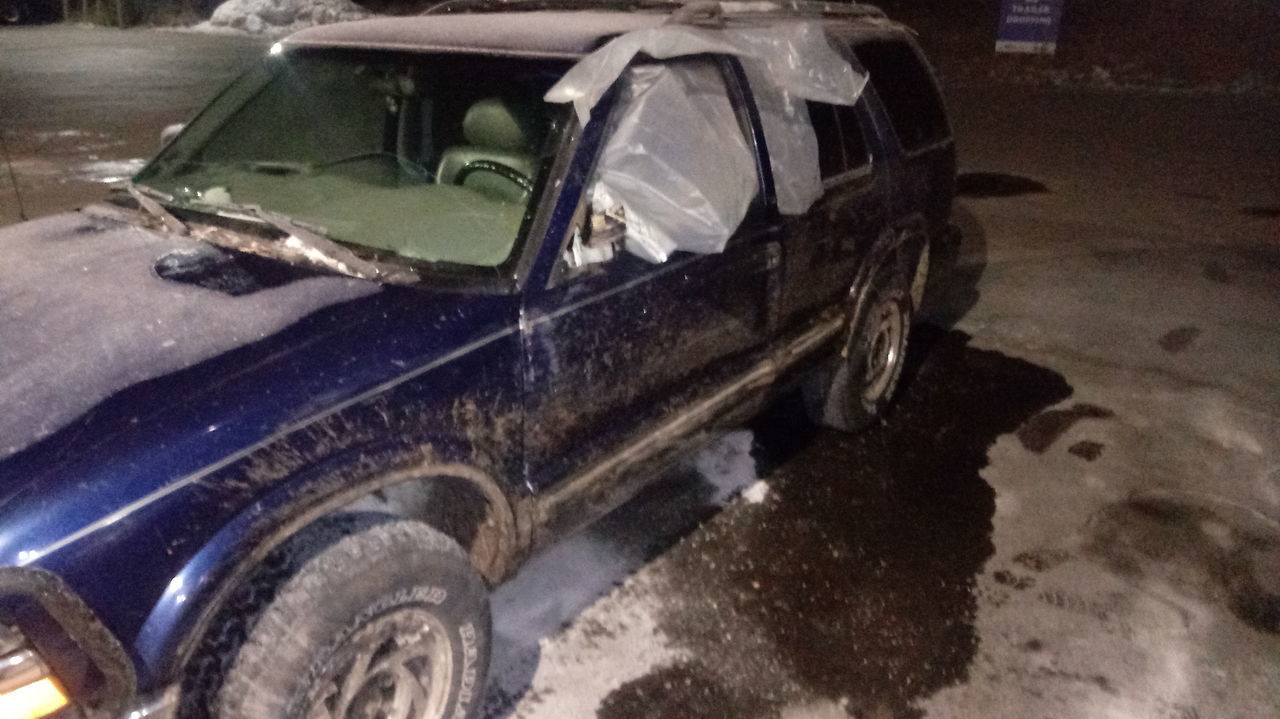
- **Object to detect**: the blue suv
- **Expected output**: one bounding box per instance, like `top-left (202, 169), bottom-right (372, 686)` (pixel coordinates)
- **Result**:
top-left (0, 3), bottom-right (954, 718)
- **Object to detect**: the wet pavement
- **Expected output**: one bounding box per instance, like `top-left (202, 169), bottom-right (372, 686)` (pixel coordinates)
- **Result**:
top-left (637, 330), bottom-right (1071, 718)
top-left (0, 26), bottom-right (266, 222)
top-left (3, 24), bottom-right (1280, 719)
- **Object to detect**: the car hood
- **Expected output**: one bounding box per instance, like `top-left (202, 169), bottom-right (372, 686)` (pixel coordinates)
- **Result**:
top-left (0, 209), bottom-right (380, 462)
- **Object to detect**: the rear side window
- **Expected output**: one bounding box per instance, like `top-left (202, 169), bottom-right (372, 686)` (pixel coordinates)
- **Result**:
top-left (855, 40), bottom-right (948, 152)
top-left (806, 101), bottom-right (872, 179)
top-left (807, 101), bottom-right (844, 179)
top-left (836, 105), bottom-right (870, 169)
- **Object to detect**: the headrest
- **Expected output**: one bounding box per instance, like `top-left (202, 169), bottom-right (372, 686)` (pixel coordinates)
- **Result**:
top-left (463, 98), bottom-right (543, 152)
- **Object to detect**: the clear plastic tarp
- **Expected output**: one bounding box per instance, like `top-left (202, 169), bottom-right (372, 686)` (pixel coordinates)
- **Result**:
top-left (591, 61), bottom-right (758, 263)
top-left (544, 19), bottom-right (867, 261)
top-left (545, 20), bottom-right (864, 125)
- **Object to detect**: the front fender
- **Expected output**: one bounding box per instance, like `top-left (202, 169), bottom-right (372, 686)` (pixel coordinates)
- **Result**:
top-left (131, 444), bottom-right (519, 689)
top-left (0, 567), bottom-right (135, 719)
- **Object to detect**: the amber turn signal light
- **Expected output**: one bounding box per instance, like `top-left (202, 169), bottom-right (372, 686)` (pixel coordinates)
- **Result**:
top-left (0, 677), bottom-right (70, 719)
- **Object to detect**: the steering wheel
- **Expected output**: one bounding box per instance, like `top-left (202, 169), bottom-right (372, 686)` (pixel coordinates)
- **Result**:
top-left (454, 160), bottom-right (533, 194)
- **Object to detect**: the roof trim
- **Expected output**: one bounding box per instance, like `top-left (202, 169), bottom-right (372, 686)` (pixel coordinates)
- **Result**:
top-left (281, 39), bottom-right (588, 60)
top-left (281, 11), bottom-right (666, 57)
top-left (278, 10), bottom-right (913, 60)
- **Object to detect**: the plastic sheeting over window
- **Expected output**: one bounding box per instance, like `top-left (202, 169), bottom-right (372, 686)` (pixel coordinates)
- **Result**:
top-left (592, 61), bottom-right (758, 264)
top-left (545, 20), bottom-right (863, 125)
top-left (544, 19), bottom-right (867, 262)
top-left (741, 59), bottom-right (824, 215)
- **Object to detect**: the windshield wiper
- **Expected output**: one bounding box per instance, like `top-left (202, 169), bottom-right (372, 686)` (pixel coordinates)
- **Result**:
top-left (203, 202), bottom-right (418, 284)
top-left (124, 181), bottom-right (189, 236)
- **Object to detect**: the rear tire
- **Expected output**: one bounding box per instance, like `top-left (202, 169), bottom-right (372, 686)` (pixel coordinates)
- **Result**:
top-left (214, 519), bottom-right (490, 719)
top-left (804, 267), bottom-right (913, 432)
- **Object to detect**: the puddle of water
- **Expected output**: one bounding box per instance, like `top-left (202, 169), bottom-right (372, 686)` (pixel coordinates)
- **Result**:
top-left (955, 172), bottom-right (1049, 198)
top-left (1086, 492), bottom-right (1280, 634)
top-left (1016, 402), bottom-right (1114, 453)
top-left (1158, 325), bottom-right (1201, 353)
top-left (1202, 260), bottom-right (1235, 284)
top-left (623, 328), bottom-right (1074, 717)
top-left (1068, 439), bottom-right (1105, 461)
top-left (1240, 205), bottom-right (1280, 219)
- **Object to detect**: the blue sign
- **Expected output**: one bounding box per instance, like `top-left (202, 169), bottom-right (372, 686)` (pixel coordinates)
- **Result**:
top-left (996, 0), bottom-right (1065, 54)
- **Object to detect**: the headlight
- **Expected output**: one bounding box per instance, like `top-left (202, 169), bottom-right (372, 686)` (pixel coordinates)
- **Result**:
top-left (0, 626), bottom-right (71, 719)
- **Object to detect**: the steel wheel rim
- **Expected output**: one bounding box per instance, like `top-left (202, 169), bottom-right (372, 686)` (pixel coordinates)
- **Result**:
top-left (305, 607), bottom-right (453, 719)
top-left (861, 298), bottom-right (904, 404)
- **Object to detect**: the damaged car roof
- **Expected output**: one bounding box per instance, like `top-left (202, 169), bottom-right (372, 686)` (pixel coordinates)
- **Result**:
top-left (284, 11), bottom-right (670, 58)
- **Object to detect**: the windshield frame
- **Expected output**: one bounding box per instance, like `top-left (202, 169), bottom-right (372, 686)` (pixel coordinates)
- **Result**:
top-left (133, 47), bottom-right (577, 293)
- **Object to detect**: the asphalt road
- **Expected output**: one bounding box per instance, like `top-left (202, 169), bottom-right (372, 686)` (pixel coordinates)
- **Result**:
top-left (0, 26), bottom-right (267, 223)
top-left (2, 24), bottom-right (1278, 719)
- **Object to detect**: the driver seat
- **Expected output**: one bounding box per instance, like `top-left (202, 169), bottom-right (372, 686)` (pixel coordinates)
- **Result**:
top-left (436, 98), bottom-right (542, 204)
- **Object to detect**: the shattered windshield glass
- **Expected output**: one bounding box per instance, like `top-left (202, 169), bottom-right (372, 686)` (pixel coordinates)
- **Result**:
top-left (135, 50), bottom-right (569, 268)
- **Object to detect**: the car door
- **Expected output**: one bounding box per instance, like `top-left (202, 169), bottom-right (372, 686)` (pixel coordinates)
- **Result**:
top-left (777, 96), bottom-right (887, 326)
top-left (519, 58), bottom-right (778, 493)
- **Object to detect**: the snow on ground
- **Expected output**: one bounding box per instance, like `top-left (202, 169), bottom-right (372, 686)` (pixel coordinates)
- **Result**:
top-left (485, 430), bottom-right (764, 717)
top-left (75, 158), bottom-right (147, 184)
top-left (195, 0), bottom-right (370, 37)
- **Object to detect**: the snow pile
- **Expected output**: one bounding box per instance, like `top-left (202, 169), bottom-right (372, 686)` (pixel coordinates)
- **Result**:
top-left (198, 0), bottom-right (371, 37)
top-left (692, 430), bottom-right (759, 504)
top-left (741, 480), bottom-right (770, 505)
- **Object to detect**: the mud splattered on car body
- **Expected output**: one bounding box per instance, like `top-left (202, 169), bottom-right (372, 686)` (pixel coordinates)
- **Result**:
top-left (1086, 493), bottom-right (1280, 635)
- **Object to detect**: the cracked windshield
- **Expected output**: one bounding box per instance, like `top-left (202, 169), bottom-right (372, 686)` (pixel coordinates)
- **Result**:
top-left (136, 50), bottom-right (567, 267)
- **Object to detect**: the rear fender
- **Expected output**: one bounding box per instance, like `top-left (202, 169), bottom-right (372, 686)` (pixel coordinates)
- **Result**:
top-left (845, 213), bottom-right (929, 339)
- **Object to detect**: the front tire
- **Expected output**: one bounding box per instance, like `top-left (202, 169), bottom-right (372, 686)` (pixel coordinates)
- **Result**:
top-left (215, 519), bottom-right (490, 719)
top-left (804, 267), bottom-right (913, 432)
